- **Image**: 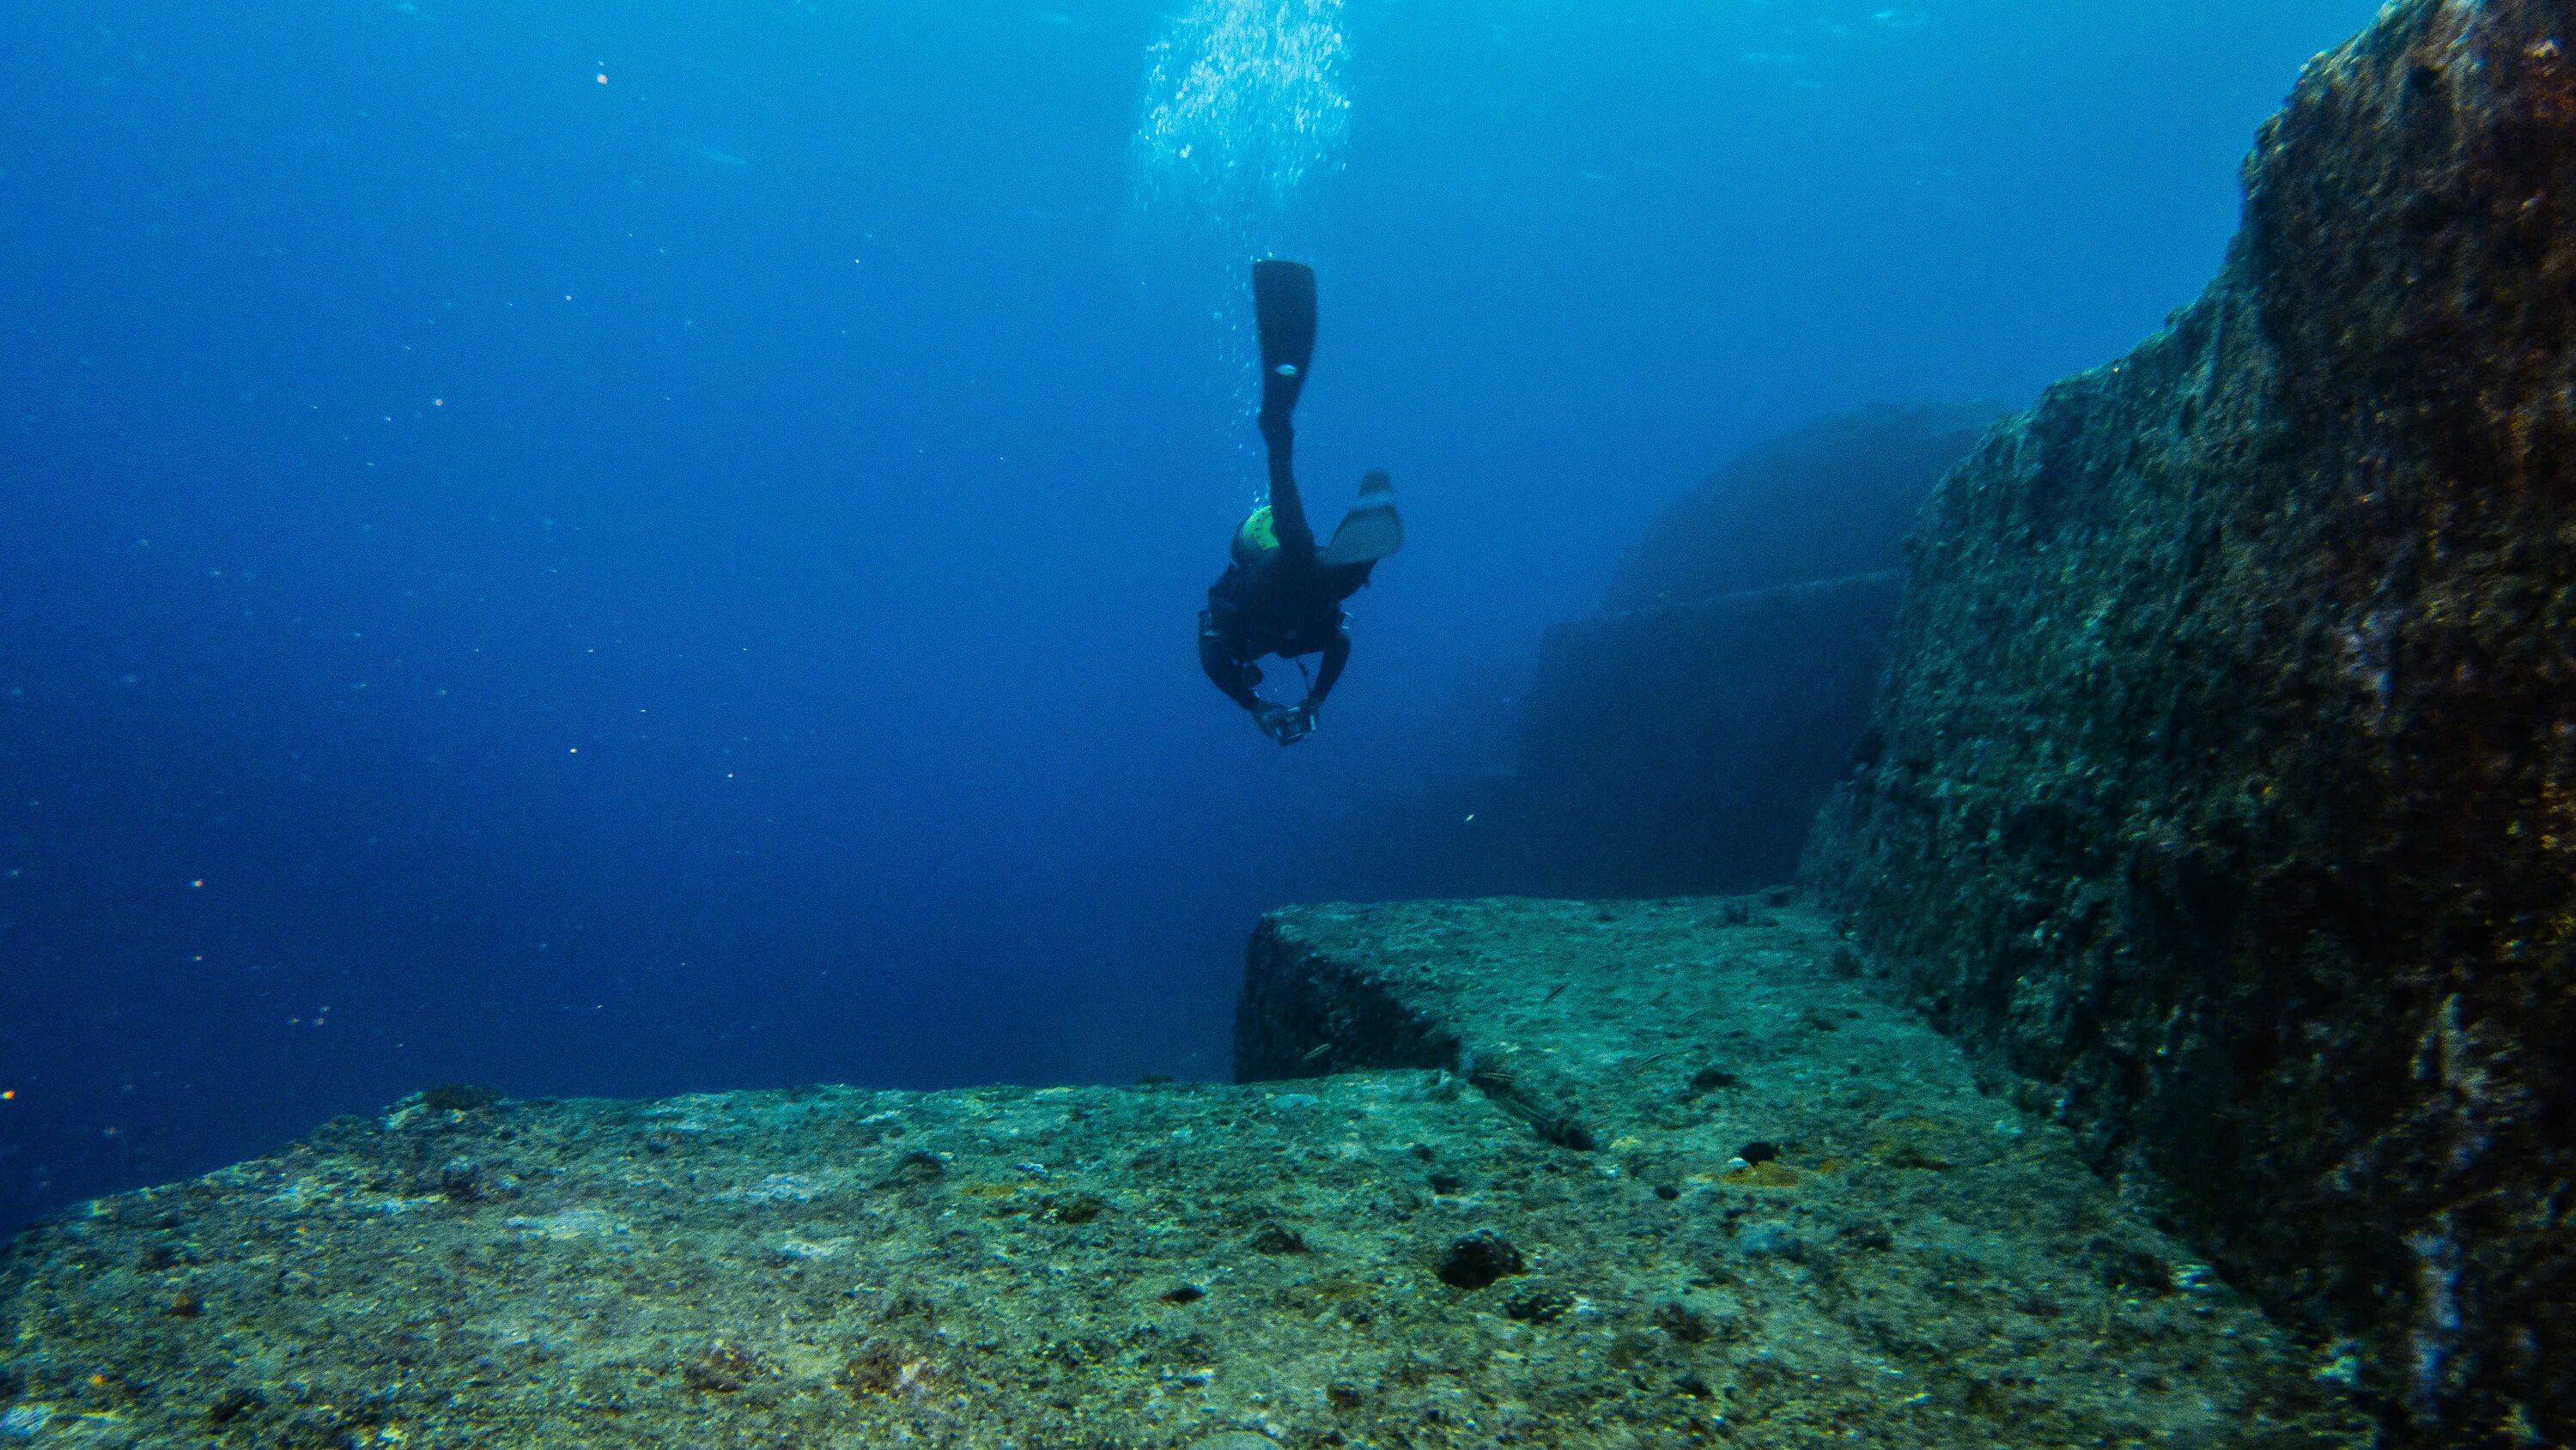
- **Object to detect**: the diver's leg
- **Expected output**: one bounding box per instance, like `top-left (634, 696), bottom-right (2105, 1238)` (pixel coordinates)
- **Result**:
top-left (1254, 260), bottom-right (1319, 557)
top-left (1322, 560), bottom-right (1377, 599)
top-left (1262, 426), bottom-right (1316, 559)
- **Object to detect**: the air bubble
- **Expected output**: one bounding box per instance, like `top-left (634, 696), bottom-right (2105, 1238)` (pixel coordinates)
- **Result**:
top-left (1129, 0), bottom-right (1351, 238)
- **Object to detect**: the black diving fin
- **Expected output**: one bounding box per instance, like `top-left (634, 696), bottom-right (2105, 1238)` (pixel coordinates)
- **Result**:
top-left (1253, 258), bottom-right (1317, 430)
top-left (1321, 469), bottom-right (1404, 567)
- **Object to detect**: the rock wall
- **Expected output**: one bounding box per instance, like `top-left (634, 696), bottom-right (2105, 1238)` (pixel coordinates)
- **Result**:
top-left (1606, 402), bottom-right (2003, 613)
top-left (1804, 3), bottom-right (2575, 1442)
top-left (0, 902), bottom-right (2371, 1447)
top-left (1291, 408), bottom-right (1989, 905)
top-left (1232, 912), bottom-right (1462, 1083)
top-left (1505, 403), bottom-right (1992, 896)
top-left (1513, 573), bottom-right (1904, 897)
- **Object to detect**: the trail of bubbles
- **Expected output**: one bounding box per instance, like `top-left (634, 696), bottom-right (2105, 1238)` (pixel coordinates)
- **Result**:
top-left (1129, 0), bottom-right (1351, 242)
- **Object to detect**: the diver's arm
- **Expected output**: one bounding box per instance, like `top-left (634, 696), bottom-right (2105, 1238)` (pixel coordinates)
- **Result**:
top-left (1199, 622), bottom-right (1267, 713)
top-left (1304, 625), bottom-right (1352, 709)
top-left (1261, 415), bottom-right (1318, 560)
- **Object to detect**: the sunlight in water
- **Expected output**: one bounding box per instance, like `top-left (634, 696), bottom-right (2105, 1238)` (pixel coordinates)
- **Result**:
top-left (1130, 0), bottom-right (1350, 239)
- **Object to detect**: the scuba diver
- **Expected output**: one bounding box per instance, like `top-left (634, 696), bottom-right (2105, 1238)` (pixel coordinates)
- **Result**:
top-left (1199, 259), bottom-right (1405, 746)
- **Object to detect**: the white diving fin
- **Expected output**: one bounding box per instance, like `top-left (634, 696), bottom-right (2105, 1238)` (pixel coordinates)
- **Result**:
top-left (1321, 470), bottom-right (1403, 567)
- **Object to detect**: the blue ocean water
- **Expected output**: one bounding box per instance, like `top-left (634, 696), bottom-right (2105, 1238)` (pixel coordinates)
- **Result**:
top-left (0, 0), bottom-right (2378, 1231)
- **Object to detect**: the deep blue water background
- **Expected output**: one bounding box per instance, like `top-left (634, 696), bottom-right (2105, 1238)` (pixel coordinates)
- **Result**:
top-left (1, 0), bottom-right (2379, 1229)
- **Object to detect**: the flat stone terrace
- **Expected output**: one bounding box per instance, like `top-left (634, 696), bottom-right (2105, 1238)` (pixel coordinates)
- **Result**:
top-left (0, 896), bottom-right (2363, 1448)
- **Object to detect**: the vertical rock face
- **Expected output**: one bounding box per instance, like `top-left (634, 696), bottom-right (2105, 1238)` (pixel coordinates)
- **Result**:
top-left (1806, 2), bottom-right (2574, 1443)
top-left (1286, 406), bottom-right (1990, 905)
top-left (1603, 403), bottom-right (2006, 613)
top-left (1516, 573), bottom-right (1905, 896)
top-left (1507, 405), bottom-right (1996, 897)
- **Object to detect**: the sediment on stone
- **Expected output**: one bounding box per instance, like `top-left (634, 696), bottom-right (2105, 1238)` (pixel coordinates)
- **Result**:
top-left (0, 897), bottom-right (2366, 1449)
top-left (1804, 1), bottom-right (2576, 1441)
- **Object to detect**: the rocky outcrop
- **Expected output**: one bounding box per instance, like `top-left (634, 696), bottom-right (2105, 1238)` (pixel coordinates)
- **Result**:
top-left (1293, 407), bottom-right (1990, 904)
top-left (1804, 3), bottom-right (2576, 1442)
top-left (1504, 404), bottom-right (1994, 896)
top-left (1605, 403), bottom-right (2003, 613)
top-left (1512, 573), bottom-right (1905, 895)
top-left (0, 900), bottom-right (2367, 1447)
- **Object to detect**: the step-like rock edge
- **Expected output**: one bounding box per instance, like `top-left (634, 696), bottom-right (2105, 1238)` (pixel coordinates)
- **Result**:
top-left (1805, 1), bottom-right (2576, 1442)
top-left (1234, 913), bottom-right (1461, 1083)
top-left (1236, 905), bottom-right (1605, 1150)
top-left (0, 897), bottom-right (2377, 1448)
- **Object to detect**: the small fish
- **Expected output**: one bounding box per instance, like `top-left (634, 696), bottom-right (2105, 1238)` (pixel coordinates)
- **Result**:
top-left (1540, 981), bottom-right (1571, 1004)
top-left (676, 140), bottom-right (750, 167)
top-left (1300, 1042), bottom-right (1333, 1062)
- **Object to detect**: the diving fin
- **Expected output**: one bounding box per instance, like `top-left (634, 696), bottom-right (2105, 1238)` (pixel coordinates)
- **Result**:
top-left (1321, 469), bottom-right (1403, 567)
top-left (1253, 258), bottom-right (1317, 430)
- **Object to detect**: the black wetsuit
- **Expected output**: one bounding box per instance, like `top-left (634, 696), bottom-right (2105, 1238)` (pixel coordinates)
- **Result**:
top-left (1198, 416), bottom-right (1375, 715)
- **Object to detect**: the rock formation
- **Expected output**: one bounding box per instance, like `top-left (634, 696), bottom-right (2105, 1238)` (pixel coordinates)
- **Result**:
top-left (1297, 405), bottom-right (1992, 904)
top-left (1603, 403), bottom-right (2005, 614)
top-left (0, 901), bottom-right (2366, 1447)
top-left (1805, 3), bottom-right (2575, 1441)
top-left (1516, 571), bottom-right (1906, 896)
top-left (1516, 404), bottom-right (1998, 897)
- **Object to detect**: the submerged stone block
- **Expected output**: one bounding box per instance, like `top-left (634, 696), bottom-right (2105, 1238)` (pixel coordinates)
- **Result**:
top-left (1518, 572), bottom-right (1904, 895)
top-left (1806, 1), bottom-right (2576, 1441)
top-left (0, 899), bottom-right (2365, 1447)
top-left (1287, 408), bottom-right (1988, 906)
top-left (1605, 403), bottom-right (2003, 614)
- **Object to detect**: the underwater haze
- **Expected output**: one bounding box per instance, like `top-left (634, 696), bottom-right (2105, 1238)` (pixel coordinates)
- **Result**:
top-left (0, 0), bottom-right (2379, 1231)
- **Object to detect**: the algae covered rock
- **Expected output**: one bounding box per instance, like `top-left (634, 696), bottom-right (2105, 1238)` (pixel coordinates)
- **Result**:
top-left (1806, 1), bottom-right (2576, 1441)
top-left (1288, 406), bottom-right (1994, 906)
top-left (1605, 402), bottom-right (2003, 613)
top-left (1520, 404), bottom-right (1998, 898)
top-left (0, 899), bottom-right (2365, 1447)
top-left (1518, 572), bottom-right (1906, 895)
